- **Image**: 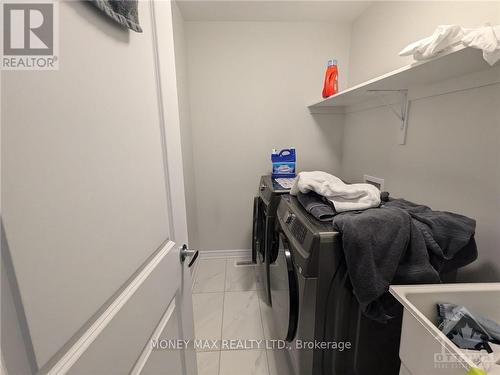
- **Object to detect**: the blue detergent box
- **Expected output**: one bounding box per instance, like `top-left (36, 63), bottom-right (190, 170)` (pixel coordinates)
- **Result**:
top-left (271, 148), bottom-right (296, 178)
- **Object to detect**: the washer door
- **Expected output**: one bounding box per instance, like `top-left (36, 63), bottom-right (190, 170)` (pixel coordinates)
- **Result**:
top-left (269, 232), bottom-right (299, 342)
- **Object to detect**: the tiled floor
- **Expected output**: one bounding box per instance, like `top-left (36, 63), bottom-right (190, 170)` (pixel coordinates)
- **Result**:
top-left (192, 257), bottom-right (290, 375)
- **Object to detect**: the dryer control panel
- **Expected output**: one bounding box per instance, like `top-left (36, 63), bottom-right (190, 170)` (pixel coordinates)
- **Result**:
top-left (279, 196), bottom-right (334, 249)
top-left (290, 216), bottom-right (307, 244)
top-left (277, 195), bottom-right (338, 278)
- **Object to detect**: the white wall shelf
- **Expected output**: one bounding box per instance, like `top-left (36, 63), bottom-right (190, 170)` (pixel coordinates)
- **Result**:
top-left (308, 46), bottom-right (497, 144)
top-left (308, 46), bottom-right (494, 110)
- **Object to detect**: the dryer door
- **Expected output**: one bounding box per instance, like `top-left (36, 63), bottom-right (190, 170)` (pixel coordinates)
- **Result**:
top-left (269, 232), bottom-right (299, 342)
top-left (252, 196), bottom-right (263, 263)
top-left (252, 197), bottom-right (268, 265)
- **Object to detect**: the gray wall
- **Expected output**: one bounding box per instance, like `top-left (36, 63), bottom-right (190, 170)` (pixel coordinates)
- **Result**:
top-left (184, 21), bottom-right (348, 250)
top-left (172, 2), bottom-right (200, 250)
top-left (341, 1), bottom-right (500, 281)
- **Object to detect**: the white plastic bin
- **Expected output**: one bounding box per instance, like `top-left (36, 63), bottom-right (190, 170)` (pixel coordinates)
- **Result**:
top-left (390, 283), bottom-right (500, 375)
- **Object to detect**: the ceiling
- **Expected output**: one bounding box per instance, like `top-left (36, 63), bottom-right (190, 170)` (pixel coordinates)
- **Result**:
top-left (176, 0), bottom-right (373, 22)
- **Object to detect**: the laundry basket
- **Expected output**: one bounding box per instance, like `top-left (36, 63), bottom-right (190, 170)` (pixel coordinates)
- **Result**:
top-left (390, 283), bottom-right (500, 375)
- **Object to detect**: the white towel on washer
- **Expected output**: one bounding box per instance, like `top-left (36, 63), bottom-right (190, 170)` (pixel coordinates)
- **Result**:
top-left (290, 171), bottom-right (381, 213)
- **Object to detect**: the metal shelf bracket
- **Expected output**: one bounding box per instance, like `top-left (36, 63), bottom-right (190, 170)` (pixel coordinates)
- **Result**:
top-left (367, 89), bottom-right (410, 145)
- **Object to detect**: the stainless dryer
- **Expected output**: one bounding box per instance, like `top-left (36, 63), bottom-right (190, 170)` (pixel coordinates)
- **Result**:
top-left (252, 175), bottom-right (290, 305)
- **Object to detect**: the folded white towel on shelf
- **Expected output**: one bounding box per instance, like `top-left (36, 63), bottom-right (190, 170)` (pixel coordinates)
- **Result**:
top-left (290, 171), bottom-right (381, 213)
top-left (462, 25), bottom-right (500, 65)
top-left (399, 24), bottom-right (500, 66)
top-left (399, 24), bottom-right (465, 61)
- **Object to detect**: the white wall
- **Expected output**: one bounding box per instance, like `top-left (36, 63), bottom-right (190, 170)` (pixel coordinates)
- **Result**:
top-left (185, 21), bottom-right (349, 250)
top-left (172, 2), bottom-right (199, 249)
top-left (342, 1), bottom-right (500, 281)
top-left (348, 1), bottom-right (500, 85)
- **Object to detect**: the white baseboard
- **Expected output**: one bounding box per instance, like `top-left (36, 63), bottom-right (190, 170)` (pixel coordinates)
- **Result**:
top-left (199, 249), bottom-right (251, 260)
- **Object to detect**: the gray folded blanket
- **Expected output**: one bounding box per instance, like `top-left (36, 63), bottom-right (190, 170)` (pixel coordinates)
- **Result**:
top-left (297, 191), bottom-right (390, 222)
top-left (92, 0), bottom-right (142, 32)
top-left (332, 199), bottom-right (477, 322)
top-left (297, 192), bottom-right (336, 222)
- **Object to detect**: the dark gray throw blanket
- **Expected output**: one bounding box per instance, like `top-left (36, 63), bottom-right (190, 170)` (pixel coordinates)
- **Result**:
top-left (297, 192), bottom-right (337, 222)
top-left (332, 199), bottom-right (477, 322)
top-left (92, 0), bottom-right (142, 32)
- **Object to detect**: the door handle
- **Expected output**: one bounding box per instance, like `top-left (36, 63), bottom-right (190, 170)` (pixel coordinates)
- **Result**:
top-left (180, 244), bottom-right (199, 268)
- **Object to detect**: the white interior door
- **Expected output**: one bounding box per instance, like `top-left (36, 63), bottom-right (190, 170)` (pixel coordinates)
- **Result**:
top-left (1, 0), bottom-right (197, 374)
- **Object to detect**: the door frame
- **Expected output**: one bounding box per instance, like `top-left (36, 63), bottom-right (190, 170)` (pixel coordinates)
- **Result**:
top-left (150, 0), bottom-right (189, 247)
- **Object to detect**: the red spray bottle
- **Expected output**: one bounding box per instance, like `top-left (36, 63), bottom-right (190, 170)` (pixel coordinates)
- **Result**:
top-left (322, 59), bottom-right (338, 98)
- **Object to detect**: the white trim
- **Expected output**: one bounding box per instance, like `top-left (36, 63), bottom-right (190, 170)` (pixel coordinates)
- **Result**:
top-left (45, 240), bottom-right (176, 375)
top-left (308, 106), bottom-right (345, 115)
top-left (149, 0), bottom-right (176, 241)
top-left (130, 297), bottom-right (177, 375)
top-left (199, 249), bottom-right (251, 260)
top-left (151, 0), bottom-right (189, 246)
